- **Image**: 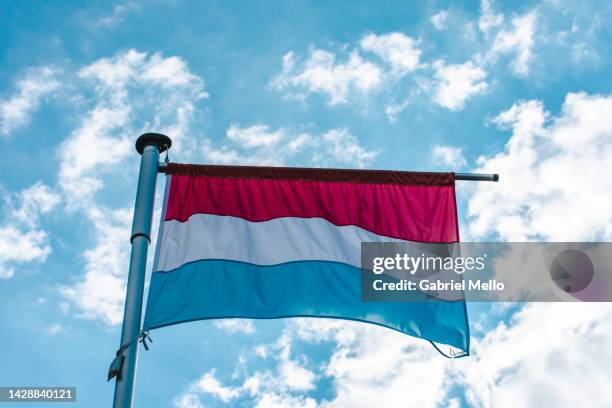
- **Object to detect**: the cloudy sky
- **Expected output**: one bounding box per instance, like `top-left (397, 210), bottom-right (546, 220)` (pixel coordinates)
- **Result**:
top-left (1, 1), bottom-right (612, 407)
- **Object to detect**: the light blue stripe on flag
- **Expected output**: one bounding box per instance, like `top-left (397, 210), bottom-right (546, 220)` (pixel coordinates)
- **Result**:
top-left (143, 259), bottom-right (470, 353)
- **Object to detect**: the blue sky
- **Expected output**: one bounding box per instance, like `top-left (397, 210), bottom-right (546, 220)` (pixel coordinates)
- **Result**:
top-left (1, 1), bottom-right (612, 407)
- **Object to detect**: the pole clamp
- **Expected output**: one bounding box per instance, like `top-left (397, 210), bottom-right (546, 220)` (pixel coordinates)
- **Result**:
top-left (130, 232), bottom-right (151, 244)
top-left (107, 331), bottom-right (153, 381)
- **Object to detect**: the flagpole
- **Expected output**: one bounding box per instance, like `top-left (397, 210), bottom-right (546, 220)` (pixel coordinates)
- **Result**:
top-left (112, 133), bottom-right (171, 408)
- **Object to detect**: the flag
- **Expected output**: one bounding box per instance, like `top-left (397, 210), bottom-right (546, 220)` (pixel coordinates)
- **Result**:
top-left (142, 163), bottom-right (469, 354)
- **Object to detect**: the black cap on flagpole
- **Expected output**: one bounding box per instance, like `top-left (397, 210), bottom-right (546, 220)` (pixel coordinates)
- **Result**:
top-left (135, 133), bottom-right (172, 155)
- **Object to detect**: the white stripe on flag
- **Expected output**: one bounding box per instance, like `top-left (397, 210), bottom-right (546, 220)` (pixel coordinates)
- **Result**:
top-left (156, 214), bottom-right (405, 272)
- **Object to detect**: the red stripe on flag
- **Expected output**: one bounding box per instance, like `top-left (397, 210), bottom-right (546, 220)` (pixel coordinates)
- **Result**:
top-left (165, 175), bottom-right (459, 243)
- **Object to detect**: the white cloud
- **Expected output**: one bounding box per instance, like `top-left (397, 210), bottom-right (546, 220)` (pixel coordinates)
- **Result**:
top-left (555, 12), bottom-right (603, 66)
top-left (255, 393), bottom-right (317, 408)
top-left (173, 394), bottom-right (204, 408)
top-left (227, 124), bottom-right (285, 148)
top-left (58, 106), bottom-right (132, 205)
top-left (271, 331), bottom-right (317, 393)
top-left (290, 319), bottom-right (449, 408)
top-left (0, 67), bottom-right (60, 136)
top-left (478, 0), bottom-right (504, 35)
top-left (59, 207), bottom-right (131, 325)
top-left (272, 32), bottom-right (422, 106)
top-left (278, 359), bottom-right (315, 392)
top-left (491, 11), bottom-right (537, 76)
top-left (141, 54), bottom-right (205, 89)
top-left (432, 145), bottom-right (468, 168)
top-left (271, 49), bottom-right (382, 105)
top-left (431, 60), bottom-right (488, 110)
top-left (384, 98), bottom-right (410, 122)
top-left (0, 227), bottom-right (51, 279)
top-left (10, 183), bottom-right (60, 228)
top-left (77, 49), bottom-right (206, 101)
top-left (254, 345), bottom-right (268, 359)
top-left (202, 126), bottom-right (311, 167)
top-left (79, 49), bottom-right (142, 88)
top-left (318, 128), bottom-right (379, 168)
top-left (459, 303), bottom-right (612, 407)
top-left (214, 319), bottom-right (256, 334)
top-left (360, 33), bottom-right (421, 74)
top-left (197, 370), bottom-right (241, 402)
top-left (468, 92), bottom-right (612, 241)
top-left (60, 49), bottom-right (206, 206)
top-left (175, 324), bottom-right (318, 406)
top-left (96, 1), bottom-right (141, 27)
top-left (203, 141), bottom-right (266, 165)
top-left (204, 124), bottom-right (377, 169)
top-left (476, 2), bottom-right (611, 79)
top-left (430, 10), bottom-right (449, 30)
top-left (0, 182), bottom-right (59, 279)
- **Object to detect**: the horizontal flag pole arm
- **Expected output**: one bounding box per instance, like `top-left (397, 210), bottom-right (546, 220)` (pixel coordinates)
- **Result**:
top-left (158, 162), bottom-right (498, 182)
top-left (455, 173), bottom-right (499, 182)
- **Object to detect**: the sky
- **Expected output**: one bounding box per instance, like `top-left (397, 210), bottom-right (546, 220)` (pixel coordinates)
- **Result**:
top-left (1, 0), bottom-right (612, 407)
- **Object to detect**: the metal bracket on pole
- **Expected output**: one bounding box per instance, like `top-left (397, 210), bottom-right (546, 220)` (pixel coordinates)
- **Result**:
top-left (111, 133), bottom-right (172, 408)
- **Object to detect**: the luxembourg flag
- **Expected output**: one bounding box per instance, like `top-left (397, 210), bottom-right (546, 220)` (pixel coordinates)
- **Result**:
top-left (143, 163), bottom-right (469, 355)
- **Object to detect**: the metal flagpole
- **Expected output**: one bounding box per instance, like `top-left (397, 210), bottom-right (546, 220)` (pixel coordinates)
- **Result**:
top-left (455, 173), bottom-right (498, 182)
top-left (111, 133), bottom-right (172, 408)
